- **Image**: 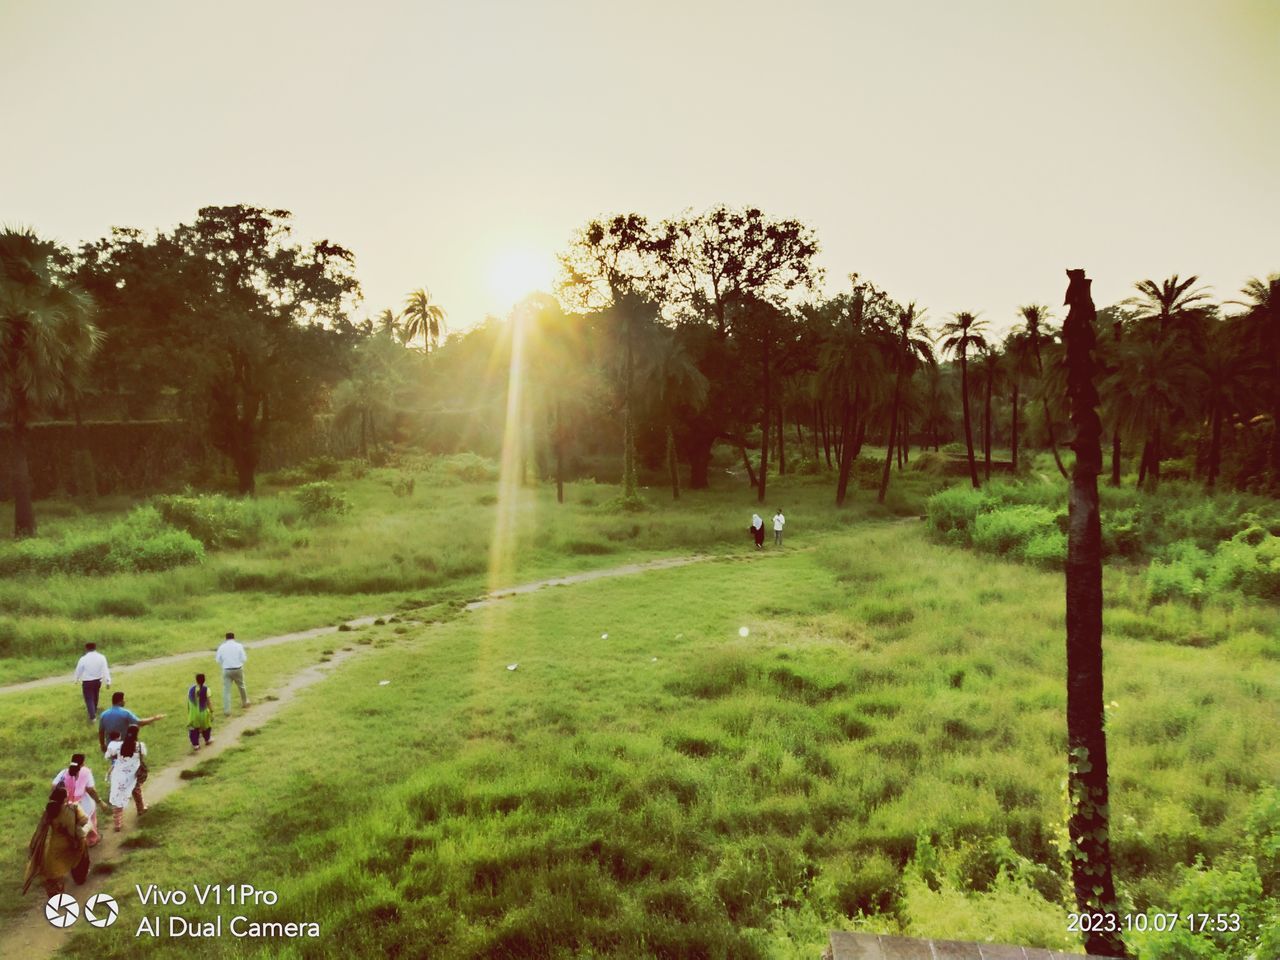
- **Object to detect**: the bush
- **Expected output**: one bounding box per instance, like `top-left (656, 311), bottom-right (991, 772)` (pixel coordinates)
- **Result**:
top-left (296, 482), bottom-right (352, 520)
top-left (442, 453), bottom-right (499, 483)
top-left (926, 486), bottom-right (994, 545)
top-left (0, 506), bottom-right (204, 576)
top-left (1023, 531), bottom-right (1067, 569)
top-left (911, 451), bottom-right (949, 475)
top-left (972, 505), bottom-right (1059, 558)
top-left (153, 492), bottom-right (284, 548)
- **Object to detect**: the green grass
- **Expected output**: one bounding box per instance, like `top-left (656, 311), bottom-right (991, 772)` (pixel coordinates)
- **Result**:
top-left (6, 518), bottom-right (1270, 959)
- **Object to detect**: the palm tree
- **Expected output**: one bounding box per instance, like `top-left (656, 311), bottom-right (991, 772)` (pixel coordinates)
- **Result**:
top-left (1002, 328), bottom-right (1037, 473)
top-left (1101, 335), bottom-right (1203, 490)
top-left (642, 328), bottom-right (708, 500)
top-left (0, 228), bottom-right (102, 537)
top-left (939, 311), bottom-right (988, 488)
top-left (375, 308), bottom-right (400, 340)
top-left (1018, 304), bottom-right (1068, 478)
top-left (878, 303), bottom-right (933, 503)
top-left (401, 288), bottom-right (447, 352)
top-left (1229, 274), bottom-right (1280, 489)
top-left (1195, 322), bottom-right (1252, 490)
top-left (976, 344), bottom-right (1004, 483)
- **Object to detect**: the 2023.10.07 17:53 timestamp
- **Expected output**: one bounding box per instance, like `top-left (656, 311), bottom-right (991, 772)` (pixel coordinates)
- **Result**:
top-left (1067, 912), bottom-right (1243, 935)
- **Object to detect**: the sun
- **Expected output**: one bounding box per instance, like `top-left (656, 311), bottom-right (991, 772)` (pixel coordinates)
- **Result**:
top-left (487, 248), bottom-right (554, 308)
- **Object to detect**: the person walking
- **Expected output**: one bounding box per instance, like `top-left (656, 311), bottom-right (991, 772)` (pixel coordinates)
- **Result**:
top-left (750, 513), bottom-right (765, 550)
top-left (51, 754), bottom-right (102, 847)
top-left (97, 691), bottom-right (165, 754)
top-left (215, 632), bottom-right (250, 716)
top-left (73, 642), bottom-right (111, 724)
top-left (105, 724), bottom-right (147, 831)
top-left (22, 785), bottom-right (91, 897)
top-left (773, 508), bottom-right (786, 547)
top-left (187, 673), bottom-right (214, 751)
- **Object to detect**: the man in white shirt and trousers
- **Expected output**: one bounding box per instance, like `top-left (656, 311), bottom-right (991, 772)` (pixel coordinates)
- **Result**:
top-left (74, 642), bottom-right (111, 723)
top-left (215, 632), bottom-right (250, 716)
top-left (773, 508), bottom-right (786, 547)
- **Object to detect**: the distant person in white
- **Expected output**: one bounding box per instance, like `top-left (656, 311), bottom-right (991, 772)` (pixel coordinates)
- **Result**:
top-left (74, 642), bottom-right (111, 723)
top-left (773, 508), bottom-right (786, 547)
top-left (214, 632), bottom-right (250, 716)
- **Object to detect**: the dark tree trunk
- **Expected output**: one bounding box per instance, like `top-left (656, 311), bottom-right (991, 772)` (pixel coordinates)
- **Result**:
top-left (795, 415), bottom-right (803, 447)
top-left (1062, 269), bottom-right (1126, 959)
top-left (687, 428), bottom-right (714, 490)
top-left (777, 403), bottom-right (786, 476)
top-left (822, 402), bottom-right (834, 468)
top-left (878, 364), bottom-right (905, 503)
top-left (740, 445), bottom-right (757, 490)
top-left (835, 397), bottom-right (855, 506)
top-left (1011, 382), bottom-right (1020, 472)
top-left (555, 401), bottom-right (564, 504)
top-left (11, 404), bottom-right (37, 538)
top-left (1044, 400), bottom-right (1069, 478)
top-left (814, 401), bottom-right (823, 466)
top-left (984, 369), bottom-right (993, 483)
top-left (960, 353), bottom-right (980, 488)
top-left (666, 423), bottom-right (680, 500)
top-left (758, 341), bottom-right (771, 503)
top-left (1205, 408), bottom-right (1222, 491)
top-left (1110, 432), bottom-right (1122, 487)
top-left (899, 415), bottom-right (907, 468)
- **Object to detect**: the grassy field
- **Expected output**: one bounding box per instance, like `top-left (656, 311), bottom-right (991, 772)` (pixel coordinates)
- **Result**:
top-left (3, 456), bottom-right (1277, 958)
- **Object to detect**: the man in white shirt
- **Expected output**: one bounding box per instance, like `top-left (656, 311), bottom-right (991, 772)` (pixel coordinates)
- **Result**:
top-left (773, 508), bottom-right (786, 547)
top-left (73, 642), bottom-right (111, 724)
top-left (214, 632), bottom-right (250, 716)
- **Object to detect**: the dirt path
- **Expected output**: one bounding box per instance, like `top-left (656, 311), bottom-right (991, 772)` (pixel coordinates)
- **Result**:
top-left (1, 554), bottom-right (711, 697)
top-left (0, 649), bottom-right (360, 958)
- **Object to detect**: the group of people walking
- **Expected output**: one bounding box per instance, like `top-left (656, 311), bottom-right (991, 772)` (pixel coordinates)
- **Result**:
top-left (750, 508), bottom-right (786, 549)
top-left (23, 633), bottom-right (252, 897)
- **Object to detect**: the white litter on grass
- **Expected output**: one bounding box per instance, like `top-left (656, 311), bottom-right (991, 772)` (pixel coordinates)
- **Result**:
top-left (378, 680), bottom-right (391, 686)
top-left (507, 663), bottom-right (519, 671)
top-left (739, 626), bottom-right (750, 638)
top-left (651, 657), bottom-right (658, 663)
top-left (601, 632), bottom-right (609, 640)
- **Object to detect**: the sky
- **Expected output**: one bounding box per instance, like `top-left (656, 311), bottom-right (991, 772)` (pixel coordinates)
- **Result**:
top-left (2, 0), bottom-right (1277, 337)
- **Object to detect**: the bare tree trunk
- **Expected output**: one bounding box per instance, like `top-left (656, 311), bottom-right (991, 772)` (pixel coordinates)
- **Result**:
top-left (878, 364), bottom-right (904, 503)
top-left (777, 403), bottom-right (786, 476)
top-left (1110, 432), bottom-right (1121, 487)
top-left (984, 368), bottom-right (993, 483)
top-left (740, 445), bottom-right (757, 490)
top-left (899, 414), bottom-right (908, 467)
top-left (960, 353), bottom-right (980, 488)
top-left (1011, 382), bottom-right (1020, 472)
top-left (758, 340), bottom-right (771, 503)
top-left (1062, 268), bottom-right (1126, 959)
top-left (835, 396), bottom-right (855, 506)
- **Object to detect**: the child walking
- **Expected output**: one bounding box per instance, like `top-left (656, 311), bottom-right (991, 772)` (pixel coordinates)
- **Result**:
top-left (187, 673), bottom-right (214, 751)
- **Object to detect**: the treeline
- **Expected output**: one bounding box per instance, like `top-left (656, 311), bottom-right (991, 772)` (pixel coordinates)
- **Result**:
top-left (2, 205), bottom-right (1277, 538)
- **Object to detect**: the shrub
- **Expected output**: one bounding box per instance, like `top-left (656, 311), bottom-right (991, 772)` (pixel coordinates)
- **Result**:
top-left (442, 453), bottom-right (499, 483)
top-left (972, 505), bottom-right (1059, 558)
top-left (1023, 530), bottom-right (1066, 569)
top-left (911, 451), bottom-right (949, 475)
top-left (296, 482), bottom-right (352, 520)
top-left (0, 506), bottom-right (203, 576)
top-left (153, 492), bottom-right (284, 548)
top-left (926, 486), bottom-right (994, 545)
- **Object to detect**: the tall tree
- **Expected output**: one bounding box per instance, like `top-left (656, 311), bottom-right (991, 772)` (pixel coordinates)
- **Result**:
top-left (401, 289), bottom-right (447, 352)
top-left (641, 326), bottom-right (709, 499)
top-left (1019, 304), bottom-right (1068, 478)
top-left (939, 311), bottom-right (988, 488)
top-left (1061, 268), bottom-right (1126, 959)
top-left (0, 228), bottom-right (102, 537)
top-left (1003, 328), bottom-right (1037, 473)
top-left (976, 344), bottom-right (1004, 483)
top-left (878, 302), bottom-right (933, 503)
top-left (1230, 275), bottom-right (1280, 489)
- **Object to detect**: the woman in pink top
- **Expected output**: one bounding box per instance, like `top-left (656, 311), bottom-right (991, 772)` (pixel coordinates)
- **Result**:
top-left (51, 753), bottom-right (101, 847)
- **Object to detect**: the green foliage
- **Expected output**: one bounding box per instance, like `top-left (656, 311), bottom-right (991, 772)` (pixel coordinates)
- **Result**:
top-left (295, 481), bottom-right (352, 520)
top-left (0, 505), bottom-right (204, 576)
top-left (925, 485), bottom-right (994, 543)
top-left (442, 452), bottom-right (499, 483)
top-left (972, 505), bottom-right (1060, 557)
top-left (153, 492), bottom-right (293, 548)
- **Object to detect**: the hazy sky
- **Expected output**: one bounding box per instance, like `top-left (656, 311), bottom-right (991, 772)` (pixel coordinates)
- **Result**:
top-left (2, 0), bottom-right (1277, 335)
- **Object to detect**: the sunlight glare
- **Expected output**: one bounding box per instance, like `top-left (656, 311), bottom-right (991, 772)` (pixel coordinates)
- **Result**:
top-left (488, 249), bottom-right (554, 308)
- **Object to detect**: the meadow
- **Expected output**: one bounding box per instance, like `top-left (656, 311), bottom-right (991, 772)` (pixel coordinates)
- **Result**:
top-left (1, 455), bottom-right (1277, 959)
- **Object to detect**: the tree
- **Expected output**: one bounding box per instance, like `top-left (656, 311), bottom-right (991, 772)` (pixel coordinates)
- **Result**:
top-left (0, 228), bottom-right (102, 537)
top-left (1230, 275), bottom-right (1280, 489)
top-left (878, 303), bottom-right (933, 503)
top-left (641, 326), bottom-right (708, 499)
top-left (976, 344), bottom-right (1004, 483)
top-left (333, 333), bottom-right (409, 458)
top-left (916, 362), bottom-right (953, 452)
top-left (1061, 268), bottom-right (1126, 959)
top-left (1019, 304), bottom-right (1068, 478)
top-left (401, 289), bottom-right (447, 352)
top-left (375, 308), bottom-right (401, 340)
top-left (171, 206), bottom-right (361, 494)
top-left (939, 311), bottom-right (989, 488)
top-left (1003, 328), bottom-right (1038, 472)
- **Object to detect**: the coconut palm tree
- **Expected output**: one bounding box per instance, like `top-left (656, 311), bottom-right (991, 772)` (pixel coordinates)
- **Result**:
top-left (975, 344), bottom-right (1005, 483)
top-left (0, 228), bottom-right (102, 537)
top-left (939, 311), bottom-right (988, 488)
top-left (375, 308), bottom-right (401, 340)
top-left (642, 327), bottom-right (708, 500)
top-left (878, 303), bottom-right (933, 503)
top-left (1018, 304), bottom-right (1068, 478)
top-left (1002, 328), bottom-right (1037, 473)
top-left (1229, 274), bottom-right (1280, 489)
top-left (401, 288), bottom-right (447, 353)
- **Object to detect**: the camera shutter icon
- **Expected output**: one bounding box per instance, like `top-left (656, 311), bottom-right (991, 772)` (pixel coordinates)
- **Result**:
top-left (44, 893), bottom-right (79, 928)
top-left (85, 893), bottom-right (119, 928)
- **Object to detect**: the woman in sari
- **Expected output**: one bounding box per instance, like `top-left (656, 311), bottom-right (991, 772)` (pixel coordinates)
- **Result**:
top-left (106, 724), bottom-right (147, 831)
top-left (23, 785), bottom-right (90, 897)
top-left (187, 673), bottom-right (214, 751)
top-left (51, 754), bottom-right (101, 846)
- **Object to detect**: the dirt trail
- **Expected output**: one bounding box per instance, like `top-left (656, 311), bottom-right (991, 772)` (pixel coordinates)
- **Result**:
top-left (1, 554), bottom-right (710, 697)
top-left (0, 649), bottom-right (358, 958)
